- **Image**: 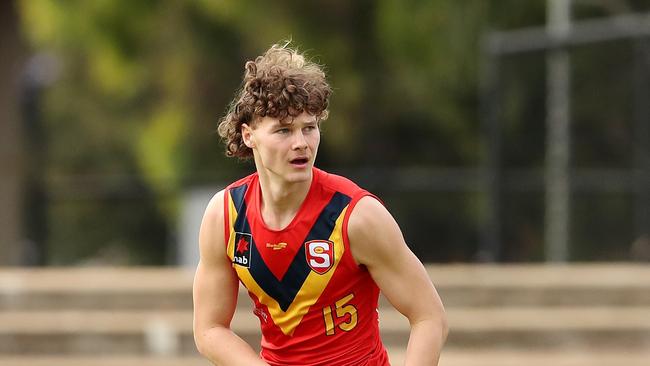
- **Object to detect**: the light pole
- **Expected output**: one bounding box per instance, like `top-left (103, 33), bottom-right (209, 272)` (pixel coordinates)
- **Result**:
top-left (545, 0), bottom-right (572, 262)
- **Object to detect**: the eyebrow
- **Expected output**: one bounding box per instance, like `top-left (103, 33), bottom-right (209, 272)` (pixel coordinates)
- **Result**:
top-left (273, 118), bottom-right (318, 128)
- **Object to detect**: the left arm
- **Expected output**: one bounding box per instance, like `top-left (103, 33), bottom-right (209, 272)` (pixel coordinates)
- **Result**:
top-left (348, 196), bottom-right (448, 366)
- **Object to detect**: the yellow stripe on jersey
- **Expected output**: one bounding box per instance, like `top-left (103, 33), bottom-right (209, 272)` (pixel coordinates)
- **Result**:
top-left (234, 206), bottom-right (348, 336)
top-left (226, 193), bottom-right (237, 261)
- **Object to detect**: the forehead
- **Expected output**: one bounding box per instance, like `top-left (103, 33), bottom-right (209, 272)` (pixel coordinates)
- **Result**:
top-left (257, 112), bottom-right (318, 128)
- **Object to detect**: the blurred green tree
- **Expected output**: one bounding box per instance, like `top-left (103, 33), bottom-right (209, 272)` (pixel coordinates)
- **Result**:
top-left (16, 0), bottom-right (649, 263)
top-left (10, 0), bottom-right (556, 263)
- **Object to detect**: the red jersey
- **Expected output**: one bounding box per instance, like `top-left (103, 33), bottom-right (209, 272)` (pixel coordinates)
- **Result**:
top-left (224, 168), bottom-right (390, 366)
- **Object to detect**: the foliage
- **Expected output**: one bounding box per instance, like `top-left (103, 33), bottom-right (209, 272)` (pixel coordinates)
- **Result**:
top-left (17, 0), bottom-right (650, 263)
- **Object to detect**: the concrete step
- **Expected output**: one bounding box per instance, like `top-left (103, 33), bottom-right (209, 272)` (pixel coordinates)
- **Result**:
top-left (2, 306), bottom-right (649, 355)
top-left (2, 349), bottom-right (650, 366)
top-left (431, 264), bottom-right (650, 307)
top-left (2, 265), bottom-right (650, 310)
top-left (0, 310), bottom-right (197, 356)
top-left (0, 268), bottom-right (195, 310)
top-left (384, 306), bottom-right (650, 350)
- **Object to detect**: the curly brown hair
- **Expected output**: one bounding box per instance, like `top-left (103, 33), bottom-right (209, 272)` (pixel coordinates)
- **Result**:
top-left (217, 43), bottom-right (332, 159)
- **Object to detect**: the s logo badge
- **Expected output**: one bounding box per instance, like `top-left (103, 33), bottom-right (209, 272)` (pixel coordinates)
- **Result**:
top-left (305, 240), bottom-right (334, 274)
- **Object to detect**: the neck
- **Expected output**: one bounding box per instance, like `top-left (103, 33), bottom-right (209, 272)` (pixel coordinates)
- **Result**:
top-left (256, 168), bottom-right (313, 230)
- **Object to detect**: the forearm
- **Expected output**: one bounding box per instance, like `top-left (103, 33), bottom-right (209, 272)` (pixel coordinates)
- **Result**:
top-left (195, 326), bottom-right (269, 366)
top-left (404, 318), bottom-right (448, 366)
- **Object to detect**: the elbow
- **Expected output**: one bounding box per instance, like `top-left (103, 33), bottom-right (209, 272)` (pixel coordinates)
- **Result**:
top-left (425, 310), bottom-right (449, 343)
top-left (194, 323), bottom-right (230, 359)
top-left (193, 324), bottom-right (215, 358)
top-left (193, 329), bottom-right (207, 356)
top-left (409, 310), bottom-right (449, 343)
top-left (439, 313), bottom-right (449, 343)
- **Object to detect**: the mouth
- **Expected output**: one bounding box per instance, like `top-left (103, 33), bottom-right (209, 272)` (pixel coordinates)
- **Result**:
top-left (289, 157), bottom-right (309, 167)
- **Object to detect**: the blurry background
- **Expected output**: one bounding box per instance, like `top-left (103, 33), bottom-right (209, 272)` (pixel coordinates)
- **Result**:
top-left (1, 0), bottom-right (649, 266)
top-left (1, 1), bottom-right (650, 365)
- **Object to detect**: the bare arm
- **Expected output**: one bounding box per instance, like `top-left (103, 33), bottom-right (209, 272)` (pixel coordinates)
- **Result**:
top-left (348, 196), bottom-right (448, 366)
top-left (192, 190), bottom-right (269, 366)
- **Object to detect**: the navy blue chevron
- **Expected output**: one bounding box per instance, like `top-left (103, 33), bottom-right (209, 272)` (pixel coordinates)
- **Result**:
top-left (229, 184), bottom-right (248, 217)
top-left (230, 186), bottom-right (351, 312)
top-left (278, 192), bottom-right (351, 300)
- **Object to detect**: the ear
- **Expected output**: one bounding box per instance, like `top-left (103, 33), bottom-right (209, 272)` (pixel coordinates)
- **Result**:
top-left (241, 123), bottom-right (255, 148)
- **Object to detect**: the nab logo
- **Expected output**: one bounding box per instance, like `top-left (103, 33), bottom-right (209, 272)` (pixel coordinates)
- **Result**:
top-left (305, 240), bottom-right (334, 274)
top-left (233, 232), bottom-right (252, 268)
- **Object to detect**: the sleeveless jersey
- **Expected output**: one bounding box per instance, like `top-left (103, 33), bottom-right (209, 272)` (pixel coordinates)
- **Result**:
top-left (223, 168), bottom-right (390, 366)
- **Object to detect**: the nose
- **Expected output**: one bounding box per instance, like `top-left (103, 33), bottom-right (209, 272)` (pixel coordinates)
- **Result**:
top-left (292, 130), bottom-right (308, 150)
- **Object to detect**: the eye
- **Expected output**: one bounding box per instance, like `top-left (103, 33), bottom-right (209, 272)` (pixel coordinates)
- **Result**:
top-left (275, 128), bottom-right (290, 134)
top-left (303, 125), bottom-right (318, 132)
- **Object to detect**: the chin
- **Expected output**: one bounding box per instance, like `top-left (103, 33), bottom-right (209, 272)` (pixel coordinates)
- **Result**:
top-left (284, 169), bottom-right (312, 183)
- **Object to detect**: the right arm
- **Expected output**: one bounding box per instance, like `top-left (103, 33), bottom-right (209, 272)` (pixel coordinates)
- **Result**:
top-left (192, 190), bottom-right (269, 366)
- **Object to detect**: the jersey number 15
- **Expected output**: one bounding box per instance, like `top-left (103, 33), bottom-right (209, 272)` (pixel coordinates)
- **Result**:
top-left (322, 293), bottom-right (358, 336)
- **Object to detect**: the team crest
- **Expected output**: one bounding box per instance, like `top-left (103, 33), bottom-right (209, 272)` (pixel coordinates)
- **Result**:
top-left (305, 240), bottom-right (334, 274)
top-left (233, 232), bottom-right (252, 268)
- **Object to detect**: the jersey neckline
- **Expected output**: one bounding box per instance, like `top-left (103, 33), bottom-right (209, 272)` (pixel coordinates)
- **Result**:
top-left (252, 167), bottom-right (322, 233)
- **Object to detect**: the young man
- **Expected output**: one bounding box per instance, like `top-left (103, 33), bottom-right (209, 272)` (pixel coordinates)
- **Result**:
top-left (193, 43), bottom-right (448, 366)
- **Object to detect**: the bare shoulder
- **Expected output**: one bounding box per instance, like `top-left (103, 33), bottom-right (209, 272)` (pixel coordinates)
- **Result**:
top-left (198, 189), bottom-right (227, 264)
top-left (348, 196), bottom-right (393, 235)
top-left (204, 190), bottom-right (226, 220)
top-left (347, 195), bottom-right (407, 267)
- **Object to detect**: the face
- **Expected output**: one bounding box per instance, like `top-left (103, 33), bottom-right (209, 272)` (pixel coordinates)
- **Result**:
top-left (242, 112), bottom-right (320, 184)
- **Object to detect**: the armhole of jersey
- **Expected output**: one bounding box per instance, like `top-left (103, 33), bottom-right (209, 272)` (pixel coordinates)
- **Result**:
top-left (342, 191), bottom-right (383, 266)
